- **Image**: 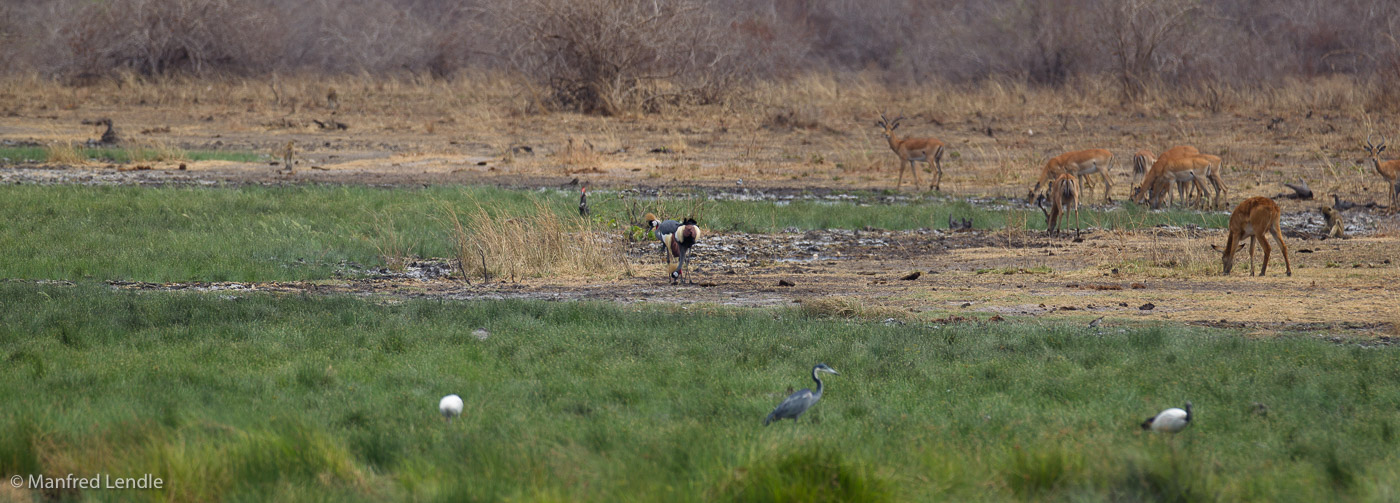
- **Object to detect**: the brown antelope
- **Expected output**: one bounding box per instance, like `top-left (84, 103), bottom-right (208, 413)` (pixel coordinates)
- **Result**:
top-left (1363, 133), bottom-right (1400, 210)
top-left (1037, 173), bottom-right (1081, 235)
top-left (1131, 149), bottom-right (1156, 188)
top-left (1167, 153), bottom-right (1228, 209)
top-left (1133, 146), bottom-right (1213, 209)
top-left (875, 111), bottom-right (946, 191)
top-left (1212, 197), bottom-right (1292, 277)
top-left (1030, 149), bottom-right (1114, 203)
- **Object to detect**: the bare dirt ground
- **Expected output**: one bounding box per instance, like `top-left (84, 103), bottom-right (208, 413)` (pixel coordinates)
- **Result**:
top-left (4, 78), bottom-right (1398, 336)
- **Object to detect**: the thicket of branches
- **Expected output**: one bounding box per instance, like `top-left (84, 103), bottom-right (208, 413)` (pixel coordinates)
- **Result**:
top-left (2, 0), bottom-right (1398, 113)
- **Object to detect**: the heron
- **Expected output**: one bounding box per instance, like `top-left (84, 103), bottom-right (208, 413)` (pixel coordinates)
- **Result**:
top-left (1141, 401), bottom-right (1192, 433)
top-left (764, 364), bottom-right (840, 426)
top-left (439, 394), bottom-right (464, 422)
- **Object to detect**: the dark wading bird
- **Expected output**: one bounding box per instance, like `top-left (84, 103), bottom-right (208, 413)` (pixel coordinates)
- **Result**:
top-left (764, 363), bottom-right (840, 425)
top-left (1142, 401), bottom-right (1192, 433)
top-left (578, 186), bottom-right (589, 217)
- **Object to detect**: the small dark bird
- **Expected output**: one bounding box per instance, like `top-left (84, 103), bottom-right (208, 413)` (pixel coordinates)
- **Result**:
top-left (1088, 316), bottom-right (1104, 328)
top-left (1332, 194), bottom-right (1357, 211)
top-left (578, 186), bottom-right (589, 217)
top-left (765, 364), bottom-right (840, 425)
top-left (99, 118), bottom-right (118, 144)
top-left (1142, 401), bottom-right (1193, 433)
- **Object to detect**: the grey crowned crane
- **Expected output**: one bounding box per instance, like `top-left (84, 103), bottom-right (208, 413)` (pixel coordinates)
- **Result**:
top-left (578, 187), bottom-right (590, 217)
top-left (765, 363), bottom-right (840, 425)
top-left (644, 213), bottom-right (681, 264)
top-left (1142, 401), bottom-right (1192, 433)
top-left (669, 218), bottom-right (701, 284)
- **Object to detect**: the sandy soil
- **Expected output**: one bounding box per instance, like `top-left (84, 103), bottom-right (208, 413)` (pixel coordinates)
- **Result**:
top-left (105, 226), bottom-right (1396, 337)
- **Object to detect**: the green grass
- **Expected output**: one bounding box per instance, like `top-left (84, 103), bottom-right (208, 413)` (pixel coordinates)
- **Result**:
top-left (0, 283), bottom-right (1396, 501)
top-left (0, 146), bottom-right (260, 164)
top-left (0, 185), bottom-right (1226, 283)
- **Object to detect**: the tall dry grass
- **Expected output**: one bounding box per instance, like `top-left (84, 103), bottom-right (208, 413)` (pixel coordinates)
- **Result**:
top-left (444, 198), bottom-right (627, 282)
top-left (44, 141), bottom-right (85, 165)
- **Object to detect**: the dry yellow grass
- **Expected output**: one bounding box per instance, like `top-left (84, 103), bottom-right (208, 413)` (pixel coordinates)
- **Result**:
top-left (2, 71), bottom-right (1398, 211)
top-left (799, 296), bottom-right (910, 321)
top-left (445, 199), bottom-right (627, 281)
top-left (131, 138), bottom-right (188, 163)
top-left (44, 141), bottom-right (85, 165)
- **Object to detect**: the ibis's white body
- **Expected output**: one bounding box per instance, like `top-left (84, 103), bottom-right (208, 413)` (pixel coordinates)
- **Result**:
top-left (439, 394), bottom-right (464, 421)
top-left (1144, 407), bottom-right (1190, 433)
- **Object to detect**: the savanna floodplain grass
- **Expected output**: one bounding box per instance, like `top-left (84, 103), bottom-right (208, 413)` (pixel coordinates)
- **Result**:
top-left (0, 185), bottom-right (1224, 282)
top-left (0, 283), bottom-right (1397, 502)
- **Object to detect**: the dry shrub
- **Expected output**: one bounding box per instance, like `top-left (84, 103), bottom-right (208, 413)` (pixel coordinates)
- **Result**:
top-left (45, 142), bottom-right (86, 165)
top-left (495, 0), bottom-right (746, 115)
top-left (799, 296), bottom-right (908, 321)
top-left (446, 199), bottom-right (626, 281)
top-left (60, 0), bottom-right (280, 77)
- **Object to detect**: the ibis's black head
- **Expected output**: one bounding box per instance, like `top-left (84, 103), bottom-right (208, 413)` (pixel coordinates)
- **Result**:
top-left (1184, 401), bottom-right (1193, 420)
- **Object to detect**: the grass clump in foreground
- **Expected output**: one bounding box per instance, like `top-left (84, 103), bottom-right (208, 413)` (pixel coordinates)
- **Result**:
top-left (0, 184), bottom-right (1227, 283)
top-left (1, 283), bottom-right (1398, 501)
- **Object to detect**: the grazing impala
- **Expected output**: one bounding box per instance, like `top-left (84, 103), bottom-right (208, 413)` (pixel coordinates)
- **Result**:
top-left (1133, 146), bottom-right (1209, 209)
top-left (1037, 172), bottom-right (1081, 235)
top-left (1212, 197), bottom-right (1292, 277)
top-left (1030, 149), bottom-right (1114, 203)
top-left (1363, 133), bottom-right (1400, 210)
top-left (1193, 153), bottom-right (1228, 209)
top-left (1131, 149), bottom-right (1156, 188)
top-left (875, 111), bottom-right (946, 191)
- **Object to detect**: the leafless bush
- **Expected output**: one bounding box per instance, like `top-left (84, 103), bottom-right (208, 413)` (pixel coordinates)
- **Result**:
top-left (1096, 0), bottom-right (1201, 102)
top-left (0, 0), bottom-right (1396, 108)
top-left (494, 0), bottom-right (746, 115)
top-left (60, 0), bottom-right (283, 77)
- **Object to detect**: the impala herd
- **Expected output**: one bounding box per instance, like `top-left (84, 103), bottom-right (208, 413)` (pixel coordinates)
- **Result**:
top-left (871, 112), bottom-right (1400, 277)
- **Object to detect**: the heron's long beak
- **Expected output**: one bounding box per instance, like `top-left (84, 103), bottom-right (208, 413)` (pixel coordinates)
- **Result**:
top-left (826, 368), bottom-right (840, 375)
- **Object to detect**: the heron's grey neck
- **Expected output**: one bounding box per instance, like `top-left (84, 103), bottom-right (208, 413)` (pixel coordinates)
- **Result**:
top-left (811, 367), bottom-right (824, 397)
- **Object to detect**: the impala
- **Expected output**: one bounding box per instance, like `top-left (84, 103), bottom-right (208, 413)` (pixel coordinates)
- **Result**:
top-left (1363, 133), bottom-right (1400, 210)
top-left (1212, 197), bottom-right (1292, 277)
top-left (1193, 153), bottom-right (1228, 209)
top-left (1030, 149), bottom-right (1114, 203)
top-left (876, 111), bottom-right (946, 191)
top-left (1132, 146), bottom-right (1217, 209)
top-left (1131, 149), bottom-right (1156, 188)
top-left (1037, 172), bottom-right (1081, 235)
